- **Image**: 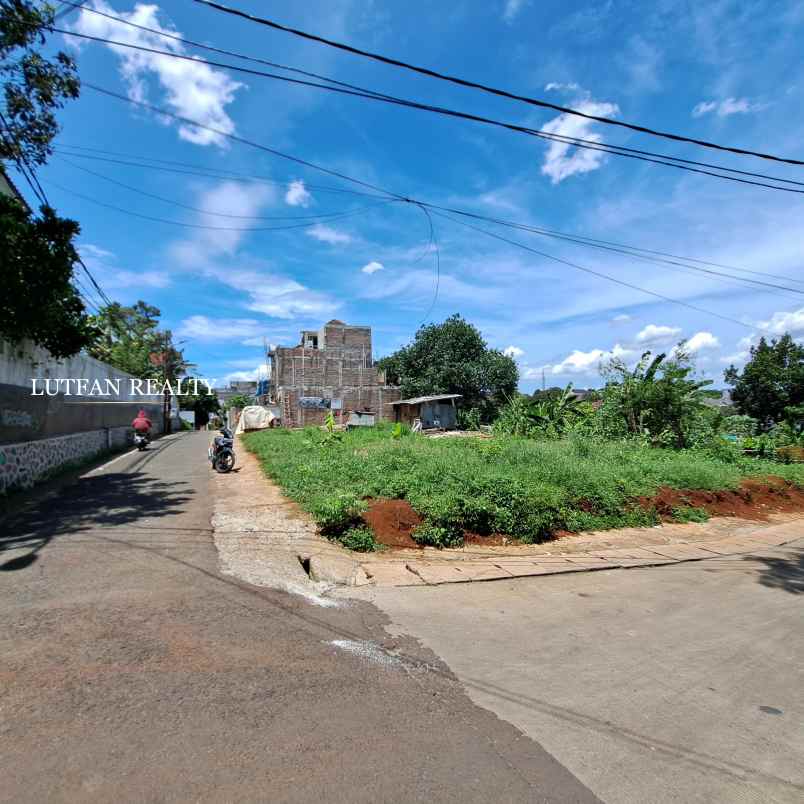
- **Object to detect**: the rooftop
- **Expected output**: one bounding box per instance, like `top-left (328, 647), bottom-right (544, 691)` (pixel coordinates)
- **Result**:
top-left (389, 394), bottom-right (463, 406)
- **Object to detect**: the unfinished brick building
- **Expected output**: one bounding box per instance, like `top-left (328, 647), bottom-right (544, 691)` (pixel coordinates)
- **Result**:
top-left (268, 320), bottom-right (401, 427)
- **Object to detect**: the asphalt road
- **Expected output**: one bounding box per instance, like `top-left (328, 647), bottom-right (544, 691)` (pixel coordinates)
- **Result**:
top-left (0, 432), bottom-right (597, 803)
top-left (348, 537), bottom-right (804, 803)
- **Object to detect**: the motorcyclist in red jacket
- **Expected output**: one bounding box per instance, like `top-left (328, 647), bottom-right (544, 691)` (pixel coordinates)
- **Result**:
top-left (131, 409), bottom-right (152, 437)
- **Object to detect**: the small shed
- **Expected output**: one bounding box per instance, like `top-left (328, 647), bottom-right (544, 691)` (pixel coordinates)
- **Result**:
top-left (389, 394), bottom-right (462, 430)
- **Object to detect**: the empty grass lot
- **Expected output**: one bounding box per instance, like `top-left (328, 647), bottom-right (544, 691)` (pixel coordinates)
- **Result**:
top-left (243, 425), bottom-right (804, 547)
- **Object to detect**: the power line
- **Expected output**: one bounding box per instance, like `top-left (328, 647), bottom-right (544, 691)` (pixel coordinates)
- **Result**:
top-left (56, 0), bottom-right (396, 101)
top-left (417, 205), bottom-right (804, 297)
top-left (430, 210), bottom-right (754, 329)
top-left (54, 141), bottom-right (799, 294)
top-left (53, 145), bottom-right (385, 198)
top-left (83, 82), bottom-right (765, 329)
top-left (43, 176), bottom-right (396, 231)
top-left (84, 82), bottom-right (405, 200)
top-left (191, 0), bottom-right (804, 167)
top-left (60, 28), bottom-right (804, 194)
top-left (56, 156), bottom-right (385, 220)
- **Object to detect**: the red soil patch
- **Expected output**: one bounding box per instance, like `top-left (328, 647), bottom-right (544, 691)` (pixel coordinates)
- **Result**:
top-left (362, 499), bottom-right (422, 549)
top-left (639, 477), bottom-right (804, 521)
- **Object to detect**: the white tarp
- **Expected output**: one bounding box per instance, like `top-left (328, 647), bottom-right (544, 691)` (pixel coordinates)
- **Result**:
top-left (235, 405), bottom-right (276, 434)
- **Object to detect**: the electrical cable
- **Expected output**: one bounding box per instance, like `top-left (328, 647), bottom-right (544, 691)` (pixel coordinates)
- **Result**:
top-left (60, 28), bottom-right (804, 194)
top-left (82, 82), bottom-right (777, 329)
top-left (43, 176), bottom-right (397, 230)
top-left (191, 0), bottom-right (804, 167)
top-left (56, 155), bottom-right (386, 220)
top-left (430, 209), bottom-right (754, 329)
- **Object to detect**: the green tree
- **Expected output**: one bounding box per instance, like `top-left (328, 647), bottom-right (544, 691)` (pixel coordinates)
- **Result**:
top-left (1, 193), bottom-right (96, 357)
top-left (1, 0), bottom-right (80, 167)
top-left (599, 346), bottom-right (717, 448)
top-left (88, 301), bottom-right (162, 377)
top-left (724, 334), bottom-right (804, 429)
top-left (377, 314), bottom-right (518, 415)
top-left (225, 394), bottom-right (254, 411)
top-left (178, 377), bottom-right (220, 428)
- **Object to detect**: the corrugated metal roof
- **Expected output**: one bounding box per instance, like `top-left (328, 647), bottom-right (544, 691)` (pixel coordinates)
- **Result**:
top-left (389, 394), bottom-right (462, 406)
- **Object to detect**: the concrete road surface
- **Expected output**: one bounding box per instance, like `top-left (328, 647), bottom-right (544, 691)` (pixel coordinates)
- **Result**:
top-left (0, 432), bottom-right (597, 803)
top-left (347, 538), bottom-right (804, 804)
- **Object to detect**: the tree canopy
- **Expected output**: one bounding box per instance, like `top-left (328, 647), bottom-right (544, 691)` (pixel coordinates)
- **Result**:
top-left (377, 315), bottom-right (518, 412)
top-left (1, 194), bottom-right (97, 357)
top-left (599, 346), bottom-right (717, 448)
top-left (88, 301), bottom-right (191, 382)
top-left (1, 0), bottom-right (80, 167)
top-left (724, 334), bottom-right (804, 428)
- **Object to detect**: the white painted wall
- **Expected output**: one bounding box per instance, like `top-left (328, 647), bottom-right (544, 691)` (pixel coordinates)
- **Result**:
top-left (0, 339), bottom-right (161, 403)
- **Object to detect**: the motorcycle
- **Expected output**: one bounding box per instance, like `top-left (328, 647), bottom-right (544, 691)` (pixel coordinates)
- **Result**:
top-left (209, 427), bottom-right (235, 473)
top-left (133, 432), bottom-right (149, 451)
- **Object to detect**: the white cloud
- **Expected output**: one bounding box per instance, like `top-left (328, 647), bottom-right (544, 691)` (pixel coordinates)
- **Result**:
top-left (168, 181), bottom-right (276, 264)
top-left (692, 97), bottom-right (762, 118)
top-left (306, 223), bottom-right (351, 244)
top-left (361, 261), bottom-right (384, 275)
top-left (529, 343), bottom-right (636, 377)
top-left (223, 363), bottom-right (270, 384)
top-left (545, 82), bottom-right (580, 93)
top-left (78, 242), bottom-right (170, 289)
top-left (757, 306), bottom-right (804, 336)
top-left (169, 181), bottom-right (339, 320)
top-left (79, 243), bottom-right (114, 261)
top-left (502, 0), bottom-right (528, 23)
top-left (70, 1), bottom-right (242, 146)
top-left (285, 180), bottom-right (312, 207)
top-left (611, 313), bottom-right (632, 323)
top-left (684, 331), bottom-right (720, 352)
top-left (636, 324), bottom-right (682, 344)
top-left (539, 99), bottom-right (620, 183)
top-left (503, 345), bottom-right (525, 358)
top-left (177, 315), bottom-right (266, 342)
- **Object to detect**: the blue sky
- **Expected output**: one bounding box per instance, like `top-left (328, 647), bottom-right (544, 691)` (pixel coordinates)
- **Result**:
top-left (14, 0), bottom-right (804, 389)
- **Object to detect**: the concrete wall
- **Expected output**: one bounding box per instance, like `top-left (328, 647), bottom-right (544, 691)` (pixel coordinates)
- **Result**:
top-left (0, 339), bottom-right (163, 492)
top-left (0, 426), bottom-right (133, 494)
top-left (1, 339), bottom-right (162, 445)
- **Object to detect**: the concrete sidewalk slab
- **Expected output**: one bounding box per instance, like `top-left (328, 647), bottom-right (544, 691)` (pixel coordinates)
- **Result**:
top-left (359, 516), bottom-right (803, 587)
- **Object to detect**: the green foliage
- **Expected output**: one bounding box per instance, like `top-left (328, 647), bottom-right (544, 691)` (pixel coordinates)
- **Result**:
top-left (411, 522), bottom-right (464, 548)
top-left (671, 506), bottom-right (709, 523)
top-left (178, 376), bottom-right (220, 428)
top-left (377, 314), bottom-right (518, 415)
top-left (87, 301), bottom-right (192, 383)
top-left (494, 385), bottom-right (593, 438)
top-left (308, 493), bottom-right (367, 536)
top-left (391, 422), bottom-right (408, 439)
top-left (725, 335), bottom-right (804, 429)
top-left (457, 406), bottom-right (482, 431)
top-left (243, 424), bottom-right (803, 549)
top-left (598, 347), bottom-right (717, 448)
top-left (723, 414), bottom-right (759, 438)
top-left (225, 394), bottom-right (254, 411)
top-left (1, 0), bottom-right (80, 167)
top-left (0, 194), bottom-right (96, 357)
top-left (339, 526), bottom-right (378, 552)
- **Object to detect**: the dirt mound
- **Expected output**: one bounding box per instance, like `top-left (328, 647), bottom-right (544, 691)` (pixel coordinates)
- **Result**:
top-left (362, 499), bottom-right (422, 549)
top-left (640, 477), bottom-right (804, 521)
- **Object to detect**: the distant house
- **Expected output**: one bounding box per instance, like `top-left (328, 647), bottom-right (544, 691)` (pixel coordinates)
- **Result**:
top-left (389, 394), bottom-right (462, 430)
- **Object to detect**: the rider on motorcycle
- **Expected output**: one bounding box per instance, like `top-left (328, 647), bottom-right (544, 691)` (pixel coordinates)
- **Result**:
top-left (131, 409), bottom-right (152, 440)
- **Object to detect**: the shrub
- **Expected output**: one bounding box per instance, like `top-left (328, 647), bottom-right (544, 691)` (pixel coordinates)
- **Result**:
top-left (670, 505), bottom-right (709, 523)
top-left (339, 526), bottom-right (378, 552)
top-left (309, 494), bottom-right (366, 536)
top-left (411, 522), bottom-right (464, 548)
